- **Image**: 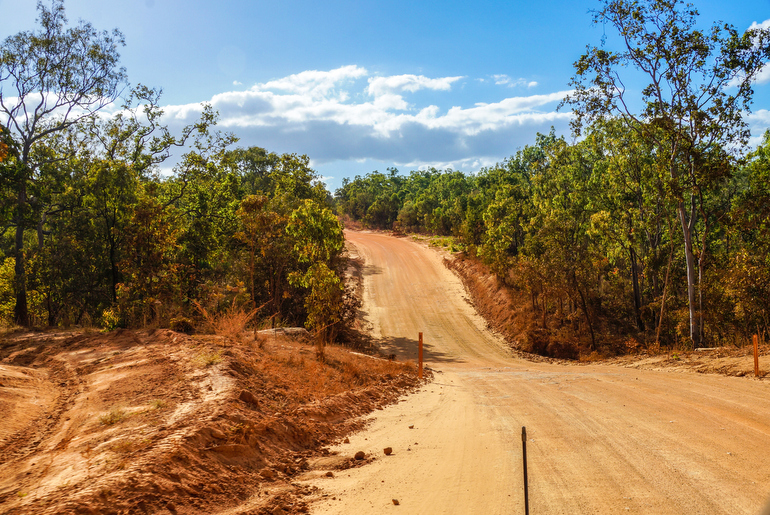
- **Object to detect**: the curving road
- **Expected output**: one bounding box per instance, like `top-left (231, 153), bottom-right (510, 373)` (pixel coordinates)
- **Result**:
top-left (308, 231), bottom-right (770, 514)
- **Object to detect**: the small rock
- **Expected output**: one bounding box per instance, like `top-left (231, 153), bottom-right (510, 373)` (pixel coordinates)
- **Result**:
top-left (239, 390), bottom-right (259, 405)
top-left (343, 437), bottom-right (350, 444)
top-left (354, 451), bottom-right (365, 460)
top-left (210, 428), bottom-right (226, 440)
top-left (392, 499), bottom-right (400, 505)
top-left (325, 471), bottom-right (334, 477)
top-left (408, 425), bottom-right (414, 429)
top-left (260, 467), bottom-right (276, 480)
top-left (383, 447), bottom-right (393, 455)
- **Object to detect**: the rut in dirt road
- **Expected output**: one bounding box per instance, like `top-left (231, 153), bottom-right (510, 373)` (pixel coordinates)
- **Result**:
top-left (304, 231), bottom-right (770, 515)
top-left (0, 350), bottom-right (83, 464)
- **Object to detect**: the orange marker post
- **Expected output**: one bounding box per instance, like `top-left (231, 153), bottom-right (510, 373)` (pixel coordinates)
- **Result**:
top-left (754, 334), bottom-right (760, 378)
top-left (418, 332), bottom-right (424, 379)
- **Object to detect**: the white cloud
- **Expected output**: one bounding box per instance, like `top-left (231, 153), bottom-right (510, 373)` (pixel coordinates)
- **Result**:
top-left (491, 74), bottom-right (539, 89)
top-left (233, 80), bottom-right (242, 86)
top-left (736, 19), bottom-right (770, 85)
top-left (366, 74), bottom-right (463, 97)
top-left (259, 65), bottom-right (367, 98)
top-left (754, 67), bottom-right (770, 85)
top-left (161, 65), bottom-right (572, 167)
top-left (748, 109), bottom-right (770, 146)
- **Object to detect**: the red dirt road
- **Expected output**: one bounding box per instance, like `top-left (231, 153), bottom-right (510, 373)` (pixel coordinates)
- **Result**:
top-left (307, 231), bottom-right (770, 514)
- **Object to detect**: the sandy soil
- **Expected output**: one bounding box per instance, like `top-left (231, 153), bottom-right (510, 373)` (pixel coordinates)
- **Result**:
top-left (0, 328), bottom-right (420, 514)
top-left (302, 230), bottom-right (770, 514)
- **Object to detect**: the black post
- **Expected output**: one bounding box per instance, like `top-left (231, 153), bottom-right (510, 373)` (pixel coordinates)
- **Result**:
top-left (522, 426), bottom-right (529, 515)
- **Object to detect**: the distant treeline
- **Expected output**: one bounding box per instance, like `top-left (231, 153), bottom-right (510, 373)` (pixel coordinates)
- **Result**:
top-left (2, 0), bottom-right (769, 357)
top-left (335, 124), bottom-right (770, 354)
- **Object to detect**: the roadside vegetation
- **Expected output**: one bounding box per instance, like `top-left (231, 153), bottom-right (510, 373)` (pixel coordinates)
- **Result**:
top-left (0, 1), bottom-right (355, 353)
top-left (1, 0), bottom-right (769, 362)
top-left (336, 1), bottom-right (770, 358)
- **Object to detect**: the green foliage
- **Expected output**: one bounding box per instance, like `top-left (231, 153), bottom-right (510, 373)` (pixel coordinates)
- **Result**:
top-left (286, 200), bottom-right (345, 344)
top-left (0, 258), bottom-right (15, 323)
top-left (115, 196), bottom-right (180, 326)
top-left (169, 316), bottom-right (195, 334)
top-left (101, 307), bottom-right (122, 331)
top-left (2, 0), bottom-right (768, 358)
top-left (335, 115), bottom-right (770, 354)
top-left (287, 199), bottom-right (345, 264)
top-left (563, 0), bottom-right (770, 347)
top-left (0, 0), bottom-right (127, 325)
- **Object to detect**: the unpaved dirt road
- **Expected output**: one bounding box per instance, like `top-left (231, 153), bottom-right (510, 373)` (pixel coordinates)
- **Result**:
top-left (306, 231), bottom-right (770, 514)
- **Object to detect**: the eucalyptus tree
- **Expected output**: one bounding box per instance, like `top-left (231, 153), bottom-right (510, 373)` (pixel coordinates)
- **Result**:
top-left (0, 0), bottom-right (126, 325)
top-left (563, 0), bottom-right (770, 346)
top-left (585, 119), bottom-right (679, 334)
top-left (727, 132), bottom-right (770, 338)
top-left (286, 199), bottom-right (345, 352)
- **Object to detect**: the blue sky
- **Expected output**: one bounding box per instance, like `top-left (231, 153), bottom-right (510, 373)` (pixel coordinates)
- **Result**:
top-left (2, 0), bottom-right (770, 191)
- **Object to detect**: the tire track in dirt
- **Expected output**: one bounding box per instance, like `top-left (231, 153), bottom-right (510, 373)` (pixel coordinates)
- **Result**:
top-left (0, 354), bottom-right (83, 465)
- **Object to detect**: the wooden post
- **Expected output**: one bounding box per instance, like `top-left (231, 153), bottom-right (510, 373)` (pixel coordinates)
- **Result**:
top-left (418, 332), bottom-right (423, 379)
top-left (522, 426), bottom-right (529, 515)
top-left (754, 334), bottom-right (760, 378)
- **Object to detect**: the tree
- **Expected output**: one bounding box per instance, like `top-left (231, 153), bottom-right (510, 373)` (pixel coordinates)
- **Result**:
top-left (236, 194), bottom-right (294, 322)
top-left (286, 199), bottom-right (345, 355)
top-left (0, 0), bottom-right (126, 325)
top-left (563, 0), bottom-right (770, 346)
top-left (726, 131), bottom-right (770, 339)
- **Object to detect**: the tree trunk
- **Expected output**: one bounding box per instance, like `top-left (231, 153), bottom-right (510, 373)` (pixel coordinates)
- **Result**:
top-left (656, 238), bottom-right (675, 347)
top-left (698, 254), bottom-right (704, 343)
top-left (14, 184), bottom-right (29, 327)
top-left (678, 198), bottom-right (701, 347)
top-left (630, 247), bottom-right (645, 331)
top-left (577, 285), bottom-right (596, 351)
top-left (108, 231), bottom-right (118, 303)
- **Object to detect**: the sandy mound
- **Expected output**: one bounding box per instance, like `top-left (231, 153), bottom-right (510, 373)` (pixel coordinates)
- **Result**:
top-left (0, 329), bottom-right (420, 514)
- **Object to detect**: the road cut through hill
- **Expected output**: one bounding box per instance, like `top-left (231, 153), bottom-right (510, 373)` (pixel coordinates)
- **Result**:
top-left (305, 230), bottom-right (770, 515)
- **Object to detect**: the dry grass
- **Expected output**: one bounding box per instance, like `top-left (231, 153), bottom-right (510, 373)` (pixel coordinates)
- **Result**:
top-left (192, 349), bottom-right (223, 368)
top-left (193, 299), bottom-right (259, 344)
top-left (99, 407), bottom-right (127, 426)
top-left (230, 337), bottom-right (418, 412)
top-left (147, 399), bottom-right (167, 410)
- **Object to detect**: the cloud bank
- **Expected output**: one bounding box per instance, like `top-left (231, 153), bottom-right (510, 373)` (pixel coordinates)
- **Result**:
top-left (162, 65), bottom-right (571, 170)
top-left (750, 20), bottom-right (770, 85)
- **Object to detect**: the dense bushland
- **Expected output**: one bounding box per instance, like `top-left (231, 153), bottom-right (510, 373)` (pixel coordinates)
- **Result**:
top-left (335, 0), bottom-right (770, 357)
top-left (2, 0), bottom-right (769, 359)
top-left (335, 125), bottom-right (770, 356)
top-left (0, 3), bottom-right (352, 344)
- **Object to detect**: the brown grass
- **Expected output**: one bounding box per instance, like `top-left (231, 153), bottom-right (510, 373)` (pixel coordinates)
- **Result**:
top-left (229, 339), bottom-right (418, 412)
top-left (98, 407), bottom-right (128, 426)
top-left (193, 299), bottom-right (259, 344)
